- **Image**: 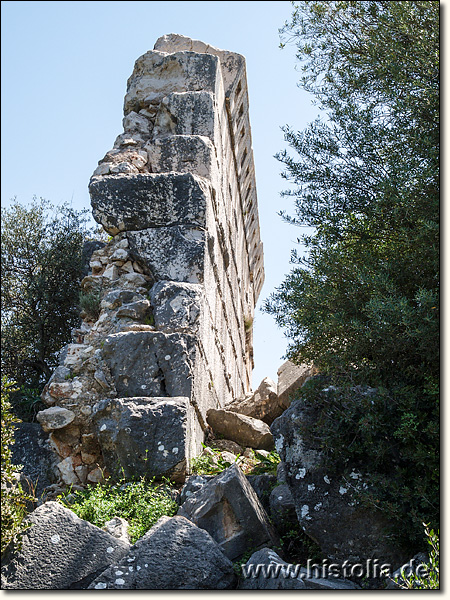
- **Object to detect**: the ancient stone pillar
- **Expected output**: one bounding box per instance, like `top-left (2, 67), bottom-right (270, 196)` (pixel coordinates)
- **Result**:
top-left (39, 34), bottom-right (264, 485)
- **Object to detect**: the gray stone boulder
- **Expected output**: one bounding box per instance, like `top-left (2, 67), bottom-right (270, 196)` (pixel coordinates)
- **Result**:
top-left (227, 377), bottom-right (282, 425)
top-left (207, 409), bottom-right (274, 450)
top-left (88, 515), bottom-right (236, 590)
top-left (1, 502), bottom-right (130, 590)
top-left (92, 396), bottom-right (192, 482)
top-left (178, 464), bottom-right (278, 560)
top-left (10, 422), bottom-right (58, 500)
top-left (239, 548), bottom-right (360, 590)
top-left (89, 172), bottom-right (208, 235)
top-left (271, 397), bottom-right (409, 567)
top-left (277, 361), bottom-right (317, 409)
top-left (101, 330), bottom-right (196, 398)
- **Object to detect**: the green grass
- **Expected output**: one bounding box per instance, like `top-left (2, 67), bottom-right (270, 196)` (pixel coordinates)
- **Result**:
top-left (58, 476), bottom-right (178, 543)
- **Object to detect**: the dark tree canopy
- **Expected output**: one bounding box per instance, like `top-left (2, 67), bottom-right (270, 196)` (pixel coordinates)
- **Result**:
top-left (1, 198), bottom-right (90, 388)
top-left (265, 1), bottom-right (439, 548)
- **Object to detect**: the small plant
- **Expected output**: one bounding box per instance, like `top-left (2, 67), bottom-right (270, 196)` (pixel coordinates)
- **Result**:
top-left (58, 476), bottom-right (177, 544)
top-left (143, 313), bottom-right (155, 326)
top-left (1, 377), bottom-right (35, 556)
top-left (8, 386), bottom-right (44, 422)
top-left (247, 450), bottom-right (281, 475)
top-left (191, 445), bottom-right (237, 476)
top-left (79, 289), bottom-right (102, 321)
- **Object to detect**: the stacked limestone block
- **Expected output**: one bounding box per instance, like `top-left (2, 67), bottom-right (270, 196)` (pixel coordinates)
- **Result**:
top-left (38, 34), bottom-right (264, 486)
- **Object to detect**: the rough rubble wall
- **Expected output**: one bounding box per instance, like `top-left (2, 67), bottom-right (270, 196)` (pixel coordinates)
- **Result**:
top-left (38, 34), bottom-right (264, 486)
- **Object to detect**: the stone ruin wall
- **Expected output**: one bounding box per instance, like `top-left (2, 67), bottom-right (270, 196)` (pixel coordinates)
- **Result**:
top-left (38, 34), bottom-right (265, 486)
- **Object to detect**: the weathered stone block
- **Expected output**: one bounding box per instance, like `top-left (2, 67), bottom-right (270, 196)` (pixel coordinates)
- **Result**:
top-left (126, 225), bottom-right (205, 283)
top-left (178, 464), bottom-right (278, 560)
top-left (90, 172), bottom-right (208, 235)
top-left (149, 280), bottom-right (203, 331)
top-left (207, 408), bottom-right (274, 450)
top-left (146, 135), bottom-right (216, 178)
top-left (92, 396), bottom-right (192, 482)
top-left (124, 51), bottom-right (220, 116)
top-left (153, 33), bottom-right (245, 95)
top-left (88, 515), bottom-right (236, 590)
top-left (152, 91), bottom-right (217, 140)
top-left (1, 502), bottom-right (130, 590)
top-left (101, 330), bottom-right (196, 398)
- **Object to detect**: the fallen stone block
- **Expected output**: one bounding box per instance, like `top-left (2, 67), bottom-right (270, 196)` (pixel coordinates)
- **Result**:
top-left (207, 408), bottom-right (274, 450)
top-left (277, 361), bottom-right (317, 409)
top-left (179, 474), bottom-right (213, 505)
top-left (88, 515), bottom-right (236, 590)
top-left (178, 464), bottom-right (278, 560)
top-left (92, 396), bottom-right (192, 482)
top-left (227, 376), bottom-right (282, 425)
top-left (1, 502), bottom-right (130, 590)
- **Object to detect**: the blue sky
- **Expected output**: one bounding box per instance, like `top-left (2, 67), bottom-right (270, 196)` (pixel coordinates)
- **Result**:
top-left (1, 1), bottom-right (321, 388)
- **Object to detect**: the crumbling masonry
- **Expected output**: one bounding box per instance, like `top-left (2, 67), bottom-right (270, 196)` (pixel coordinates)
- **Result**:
top-left (38, 34), bottom-right (264, 485)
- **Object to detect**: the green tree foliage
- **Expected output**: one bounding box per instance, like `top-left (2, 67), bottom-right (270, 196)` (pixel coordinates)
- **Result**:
top-left (265, 1), bottom-right (439, 548)
top-left (1, 377), bottom-right (34, 556)
top-left (1, 198), bottom-right (89, 390)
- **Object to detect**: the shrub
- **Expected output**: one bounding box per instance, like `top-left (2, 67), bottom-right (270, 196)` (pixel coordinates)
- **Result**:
top-left (1, 377), bottom-right (34, 555)
top-left (58, 476), bottom-right (178, 543)
top-left (79, 289), bottom-right (102, 322)
top-left (392, 524), bottom-right (439, 589)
